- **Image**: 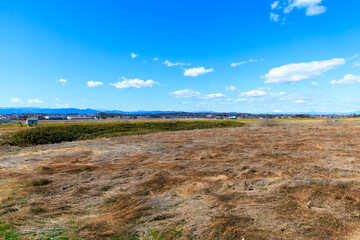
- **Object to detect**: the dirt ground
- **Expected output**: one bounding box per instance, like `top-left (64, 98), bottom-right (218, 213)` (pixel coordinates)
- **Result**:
top-left (1, 121), bottom-right (360, 239)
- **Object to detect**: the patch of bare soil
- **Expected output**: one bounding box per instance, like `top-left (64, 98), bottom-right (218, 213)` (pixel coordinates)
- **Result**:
top-left (1, 123), bottom-right (360, 239)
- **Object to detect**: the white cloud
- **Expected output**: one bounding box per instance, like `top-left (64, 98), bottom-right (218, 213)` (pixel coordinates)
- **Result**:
top-left (225, 86), bottom-right (237, 91)
top-left (205, 93), bottom-right (227, 101)
top-left (170, 90), bottom-right (229, 102)
top-left (87, 81), bottom-right (104, 87)
top-left (285, 0), bottom-right (326, 16)
top-left (271, 1), bottom-right (280, 9)
top-left (295, 100), bottom-right (306, 103)
top-left (28, 98), bottom-right (43, 104)
top-left (153, 57), bottom-right (159, 62)
top-left (56, 103), bottom-right (70, 108)
top-left (131, 53), bottom-right (138, 59)
top-left (264, 58), bottom-right (345, 84)
top-left (347, 54), bottom-right (359, 61)
top-left (241, 90), bottom-right (267, 97)
top-left (170, 89), bottom-right (201, 98)
top-left (231, 58), bottom-right (263, 67)
top-left (184, 67), bottom-right (214, 77)
top-left (110, 77), bottom-right (158, 89)
top-left (270, 12), bottom-right (280, 22)
top-left (10, 98), bottom-right (22, 103)
top-left (196, 103), bottom-right (210, 107)
top-left (182, 101), bottom-right (192, 105)
top-left (273, 109), bottom-right (282, 113)
top-left (58, 78), bottom-right (67, 85)
top-left (330, 74), bottom-right (360, 85)
top-left (258, 87), bottom-right (271, 91)
top-left (163, 60), bottom-right (187, 67)
top-left (249, 59), bottom-right (262, 62)
top-left (311, 82), bottom-right (319, 86)
top-left (353, 60), bottom-right (360, 67)
top-left (231, 61), bottom-right (247, 67)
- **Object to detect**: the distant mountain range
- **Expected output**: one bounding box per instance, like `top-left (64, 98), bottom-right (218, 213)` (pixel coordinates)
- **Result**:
top-left (0, 107), bottom-right (186, 115)
top-left (0, 107), bottom-right (359, 115)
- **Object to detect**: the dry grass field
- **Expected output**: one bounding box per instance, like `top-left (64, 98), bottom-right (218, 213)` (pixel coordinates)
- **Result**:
top-left (1, 120), bottom-right (360, 239)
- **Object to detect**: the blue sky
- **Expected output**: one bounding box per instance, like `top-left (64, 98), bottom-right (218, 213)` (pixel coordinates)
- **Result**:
top-left (1, 0), bottom-right (360, 113)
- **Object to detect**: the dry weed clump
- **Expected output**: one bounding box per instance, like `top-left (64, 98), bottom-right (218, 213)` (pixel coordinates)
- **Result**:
top-left (1, 123), bottom-right (360, 239)
top-left (256, 119), bottom-right (280, 127)
top-left (323, 118), bottom-right (343, 126)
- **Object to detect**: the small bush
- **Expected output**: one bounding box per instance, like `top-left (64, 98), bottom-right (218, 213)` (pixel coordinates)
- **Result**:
top-left (26, 179), bottom-right (52, 187)
top-left (30, 207), bottom-right (47, 214)
top-left (257, 119), bottom-right (279, 127)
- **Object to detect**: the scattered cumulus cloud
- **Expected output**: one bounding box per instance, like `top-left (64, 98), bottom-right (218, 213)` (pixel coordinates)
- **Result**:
top-left (163, 60), bottom-right (187, 67)
top-left (196, 103), bottom-right (210, 107)
top-left (182, 101), bottom-right (192, 105)
top-left (270, 12), bottom-right (280, 22)
top-left (204, 93), bottom-right (227, 101)
top-left (170, 89), bottom-right (201, 98)
top-left (153, 57), bottom-right (159, 62)
top-left (271, 1), bottom-right (280, 10)
top-left (237, 88), bottom-right (291, 104)
top-left (353, 60), bottom-right (360, 67)
top-left (170, 87), bottom-right (293, 106)
top-left (258, 87), bottom-right (271, 91)
top-left (110, 77), bottom-right (158, 89)
top-left (58, 78), bottom-right (67, 85)
top-left (87, 81), bottom-right (104, 87)
top-left (285, 0), bottom-right (326, 16)
top-left (225, 86), bottom-right (237, 91)
top-left (231, 58), bottom-right (263, 67)
top-left (311, 82), bottom-right (319, 86)
top-left (235, 98), bottom-right (247, 102)
top-left (10, 98), bottom-right (22, 103)
top-left (347, 54), bottom-right (359, 61)
top-left (271, 0), bottom-right (326, 24)
top-left (56, 103), bottom-right (70, 108)
top-left (241, 90), bottom-right (267, 97)
top-left (295, 100), bottom-right (306, 103)
top-left (264, 58), bottom-right (346, 84)
top-left (330, 74), bottom-right (360, 85)
top-left (231, 61), bottom-right (247, 67)
top-left (131, 53), bottom-right (138, 59)
top-left (170, 90), bottom-right (230, 102)
top-left (28, 98), bottom-right (43, 104)
top-left (273, 109), bottom-right (282, 113)
top-left (184, 67), bottom-right (214, 77)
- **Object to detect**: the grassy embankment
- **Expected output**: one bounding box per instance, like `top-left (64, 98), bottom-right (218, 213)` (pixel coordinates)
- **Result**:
top-left (5, 120), bottom-right (245, 146)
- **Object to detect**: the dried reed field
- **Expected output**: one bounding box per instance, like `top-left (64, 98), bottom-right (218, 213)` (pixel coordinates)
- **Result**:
top-left (1, 121), bottom-right (360, 239)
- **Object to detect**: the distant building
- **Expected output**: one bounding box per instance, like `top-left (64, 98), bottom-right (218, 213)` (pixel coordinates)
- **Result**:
top-left (229, 116), bottom-right (237, 119)
top-left (67, 116), bottom-right (94, 120)
top-left (0, 118), bottom-right (10, 124)
top-left (44, 116), bottom-right (67, 120)
top-left (26, 118), bottom-right (38, 127)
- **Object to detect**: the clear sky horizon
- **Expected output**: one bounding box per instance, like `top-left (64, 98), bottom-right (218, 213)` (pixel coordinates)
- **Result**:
top-left (1, 0), bottom-right (360, 113)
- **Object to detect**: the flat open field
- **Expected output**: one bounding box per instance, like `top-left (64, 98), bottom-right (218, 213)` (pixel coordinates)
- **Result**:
top-left (1, 120), bottom-right (360, 239)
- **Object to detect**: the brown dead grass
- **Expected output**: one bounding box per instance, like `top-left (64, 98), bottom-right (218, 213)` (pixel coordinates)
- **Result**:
top-left (1, 123), bottom-right (360, 239)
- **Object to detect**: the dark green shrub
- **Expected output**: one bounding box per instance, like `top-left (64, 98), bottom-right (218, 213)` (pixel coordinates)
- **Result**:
top-left (26, 179), bottom-right (52, 187)
top-left (7, 120), bottom-right (244, 146)
top-left (29, 207), bottom-right (47, 214)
